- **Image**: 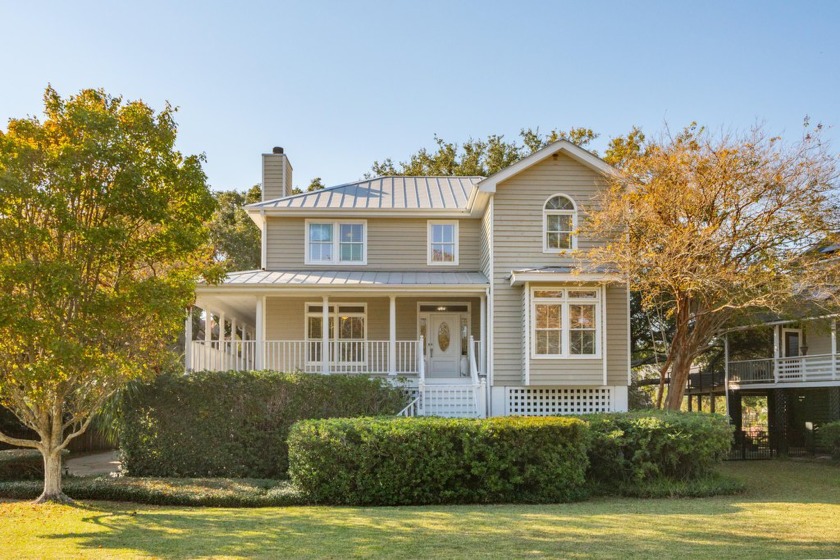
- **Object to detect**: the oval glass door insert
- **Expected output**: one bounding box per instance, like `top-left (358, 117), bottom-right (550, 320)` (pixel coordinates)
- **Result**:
top-left (438, 322), bottom-right (451, 351)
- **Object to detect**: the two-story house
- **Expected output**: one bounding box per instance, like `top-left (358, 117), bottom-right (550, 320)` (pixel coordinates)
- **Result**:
top-left (185, 140), bottom-right (631, 417)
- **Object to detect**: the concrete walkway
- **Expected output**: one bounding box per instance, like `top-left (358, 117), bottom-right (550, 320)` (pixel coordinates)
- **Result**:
top-left (65, 450), bottom-right (121, 477)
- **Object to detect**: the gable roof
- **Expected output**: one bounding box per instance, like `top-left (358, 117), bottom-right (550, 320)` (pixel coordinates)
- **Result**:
top-left (478, 140), bottom-right (615, 193)
top-left (248, 176), bottom-right (483, 212)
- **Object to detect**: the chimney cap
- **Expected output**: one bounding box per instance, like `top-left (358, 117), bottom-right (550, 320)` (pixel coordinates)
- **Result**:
top-left (272, 146), bottom-right (284, 154)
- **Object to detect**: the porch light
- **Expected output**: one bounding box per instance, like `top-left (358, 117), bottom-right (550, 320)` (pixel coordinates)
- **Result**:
top-left (437, 306), bottom-right (447, 311)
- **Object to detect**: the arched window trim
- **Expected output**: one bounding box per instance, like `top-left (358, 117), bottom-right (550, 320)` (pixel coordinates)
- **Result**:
top-left (542, 194), bottom-right (578, 253)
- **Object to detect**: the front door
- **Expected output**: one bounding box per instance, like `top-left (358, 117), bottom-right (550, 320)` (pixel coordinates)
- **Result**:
top-left (427, 313), bottom-right (461, 377)
top-left (783, 329), bottom-right (801, 357)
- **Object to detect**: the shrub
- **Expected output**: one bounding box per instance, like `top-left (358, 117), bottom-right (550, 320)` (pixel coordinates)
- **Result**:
top-left (288, 416), bottom-right (590, 506)
top-left (818, 421), bottom-right (840, 459)
top-left (581, 411), bottom-right (732, 484)
top-left (0, 476), bottom-right (305, 507)
top-left (0, 449), bottom-right (69, 481)
top-left (118, 370), bottom-right (406, 478)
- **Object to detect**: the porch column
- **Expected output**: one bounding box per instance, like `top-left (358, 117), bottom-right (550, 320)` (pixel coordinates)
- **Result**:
top-left (255, 297), bottom-right (264, 370)
top-left (724, 334), bottom-right (730, 419)
top-left (322, 295), bottom-right (330, 374)
top-left (184, 307), bottom-right (193, 372)
top-left (773, 325), bottom-right (780, 382)
top-left (832, 319), bottom-right (837, 380)
top-left (388, 295), bottom-right (397, 375)
top-left (480, 293), bottom-right (487, 374)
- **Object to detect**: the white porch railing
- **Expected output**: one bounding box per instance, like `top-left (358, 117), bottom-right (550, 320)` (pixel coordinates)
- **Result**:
top-left (190, 339), bottom-right (424, 375)
top-left (729, 353), bottom-right (840, 385)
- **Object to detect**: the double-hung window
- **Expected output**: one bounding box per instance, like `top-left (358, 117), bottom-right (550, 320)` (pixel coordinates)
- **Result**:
top-left (305, 220), bottom-right (366, 265)
top-left (531, 288), bottom-right (600, 358)
top-left (428, 221), bottom-right (459, 265)
top-left (543, 194), bottom-right (577, 252)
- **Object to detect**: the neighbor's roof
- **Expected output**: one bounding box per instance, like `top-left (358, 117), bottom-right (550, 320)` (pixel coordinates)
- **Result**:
top-left (202, 269), bottom-right (489, 288)
top-left (247, 176), bottom-right (483, 211)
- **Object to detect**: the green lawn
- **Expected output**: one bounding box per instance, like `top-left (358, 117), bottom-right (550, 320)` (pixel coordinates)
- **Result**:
top-left (2, 460), bottom-right (839, 560)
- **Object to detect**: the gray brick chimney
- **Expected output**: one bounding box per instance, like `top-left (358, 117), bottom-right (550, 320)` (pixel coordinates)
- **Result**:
top-left (262, 147), bottom-right (293, 200)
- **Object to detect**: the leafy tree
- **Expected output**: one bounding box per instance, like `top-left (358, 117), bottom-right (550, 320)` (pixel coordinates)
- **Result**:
top-left (209, 185), bottom-right (261, 271)
top-left (585, 122), bottom-right (840, 410)
top-left (307, 177), bottom-right (326, 191)
top-left (370, 127), bottom-right (599, 177)
top-left (0, 86), bottom-right (217, 502)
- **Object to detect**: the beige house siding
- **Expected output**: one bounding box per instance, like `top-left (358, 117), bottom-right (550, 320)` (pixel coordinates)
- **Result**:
top-left (262, 154), bottom-right (291, 201)
top-left (265, 217), bottom-right (481, 271)
top-left (479, 203), bottom-right (492, 277)
top-left (491, 153), bottom-right (627, 386)
top-left (805, 319), bottom-right (836, 356)
top-left (265, 295), bottom-right (481, 342)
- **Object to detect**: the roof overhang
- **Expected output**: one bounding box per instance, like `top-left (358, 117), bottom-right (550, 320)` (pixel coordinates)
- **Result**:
top-left (478, 140), bottom-right (617, 193)
top-left (509, 270), bottom-right (624, 287)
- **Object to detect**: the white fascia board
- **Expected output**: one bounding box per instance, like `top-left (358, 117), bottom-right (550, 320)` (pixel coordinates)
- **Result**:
top-left (478, 140), bottom-right (617, 193)
top-left (196, 284), bottom-right (490, 296)
top-left (509, 272), bottom-right (624, 286)
top-left (718, 312), bottom-right (840, 335)
top-left (245, 208), bottom-right (473, 219)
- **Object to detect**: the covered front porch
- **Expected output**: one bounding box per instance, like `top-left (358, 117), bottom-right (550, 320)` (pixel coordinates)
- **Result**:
top-left (726, 316), bottom-right (840, 389)
top-left (184, 270), bottom-right (489, 383)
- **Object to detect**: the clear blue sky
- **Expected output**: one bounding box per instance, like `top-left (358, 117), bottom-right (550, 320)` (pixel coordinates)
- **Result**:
top-left (2, 1), bottom-right (839, 191)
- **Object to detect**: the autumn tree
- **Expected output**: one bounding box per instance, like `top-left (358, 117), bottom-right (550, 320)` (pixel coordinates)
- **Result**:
top-left (209, 185), bottom-right (261, 271)
top-left (585, 123), bottom-right (840, 409)
top-left (370, 127), bottom-right (599, 177)
top-left (0, 87), bottom-right (217, 502)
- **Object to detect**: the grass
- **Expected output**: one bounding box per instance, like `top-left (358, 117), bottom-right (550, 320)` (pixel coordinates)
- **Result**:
top-left (1, 460), bottom-right (839, 559)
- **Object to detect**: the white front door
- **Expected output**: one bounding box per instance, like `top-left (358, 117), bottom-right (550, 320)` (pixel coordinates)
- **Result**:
top-left (428, 313), bottom-right (461, 377)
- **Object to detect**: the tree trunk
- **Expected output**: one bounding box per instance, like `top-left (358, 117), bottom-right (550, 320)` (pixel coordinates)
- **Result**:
top-left (665, 349), bottom-right (693, 410)
top-left (34, 447), bottom-right (71, 504)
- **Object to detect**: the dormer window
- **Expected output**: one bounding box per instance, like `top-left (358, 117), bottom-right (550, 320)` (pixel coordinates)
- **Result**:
top-left (543, 194), bottom-right (577, 252)
top-left (305, 220), bottom-right (367, 265)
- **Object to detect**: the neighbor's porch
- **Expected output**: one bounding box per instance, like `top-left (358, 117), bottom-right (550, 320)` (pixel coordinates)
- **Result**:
top-left (726, 316), bottom-right (840, 389)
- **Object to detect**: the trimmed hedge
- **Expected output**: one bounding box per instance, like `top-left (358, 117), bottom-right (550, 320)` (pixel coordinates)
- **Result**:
top-left (288, 416), bottom-right (590, 505)
top-left (582, 411), bottom-right (733, 484)
top-left (118, 370), bottom-right (406, 478)
top-left (818, 421), bottom-right (840, 459)
top-left (0, 476), bottom-right (305, 507)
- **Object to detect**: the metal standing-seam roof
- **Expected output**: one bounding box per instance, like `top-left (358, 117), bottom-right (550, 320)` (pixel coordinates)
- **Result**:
top-left (247, 176), bottom-right (484, 211)
top-left (206, 269), bottom-right (490, 287)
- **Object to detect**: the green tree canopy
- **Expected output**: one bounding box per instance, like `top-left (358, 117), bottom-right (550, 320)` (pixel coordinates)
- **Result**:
top-left (209, 185), bottom-right (261, 271)
top-left (0, 86), bottom-right (218, 502)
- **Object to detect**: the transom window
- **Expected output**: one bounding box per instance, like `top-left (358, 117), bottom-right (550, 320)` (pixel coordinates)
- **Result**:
top-left (543, 194), bottom-right (577, 252)
top-left (305, 220), bottom-right (366, 265)
top-left (427, 221), bottom-right (459, 265)
top-left (531, 288), bottom-right (600, 358)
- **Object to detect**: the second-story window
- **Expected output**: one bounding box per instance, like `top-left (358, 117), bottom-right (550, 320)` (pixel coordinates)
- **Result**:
top-left (427, 220), bottom-right (459, 265)
top-left (543, 194), bottom-right (577, 252)
top-left (306, 220), bottom-right (366, 265)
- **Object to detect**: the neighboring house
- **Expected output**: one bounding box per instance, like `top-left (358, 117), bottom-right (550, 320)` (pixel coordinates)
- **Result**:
top-left (695, 243), bottom-right (840, 456)
top-left (185, 141), bottom-right (630, 417)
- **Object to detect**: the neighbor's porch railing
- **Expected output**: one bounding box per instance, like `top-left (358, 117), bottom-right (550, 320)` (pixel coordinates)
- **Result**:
top-left (729, 353), bottom-right (839, 385)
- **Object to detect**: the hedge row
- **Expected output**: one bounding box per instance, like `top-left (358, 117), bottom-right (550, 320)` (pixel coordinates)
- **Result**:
top-left (819, 421), bottom-right (840, 459)
top-left (118, 370), bottom-right (406, 478)
top-left (0, 476), bottom-right (305, 507)
top-left (288, 416), bottom-right (590, 505)
top-left (582, 411), bottom-right (733, 484)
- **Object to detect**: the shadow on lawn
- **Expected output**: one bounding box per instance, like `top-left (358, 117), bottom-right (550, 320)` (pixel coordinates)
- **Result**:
top-left (43, 496), bottom-right (840, 560)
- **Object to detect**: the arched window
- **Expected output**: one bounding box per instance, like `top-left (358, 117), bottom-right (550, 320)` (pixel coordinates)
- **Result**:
top-left (543, 194), bottom-right (577, 252)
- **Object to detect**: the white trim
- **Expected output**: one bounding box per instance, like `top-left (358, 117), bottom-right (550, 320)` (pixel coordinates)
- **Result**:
top-left (304, 219), bottom-right (368, 266)
top-left (488, 197), bottom-right (494, 388)
top-left (427, 220), bottom-right (460, 266)
top-left (478, 140), bottom-right (616, 193)
top-left (260, 213), bottom-right (267, 269)
top-left (626, 283), bottom-right (632, 386)
top-left (389, 295), bottom-right (397, 376)
top-left (255, 297), bottom-right (265, 369)
top-left (781, 327), bottom-right (803, 357)
top-left (542, 194), bottom-right (578, 254)
top-left (523, 283), bottom-right (530, 385)
top-left (529, 287), bottom-right (602, 360)
top-left (602, 285), bottom-right (608, 385)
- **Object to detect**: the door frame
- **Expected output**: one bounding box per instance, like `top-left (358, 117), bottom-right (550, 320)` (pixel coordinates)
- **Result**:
top-left (417, 301), bottom-right (471, 377)
top-left (781, 327), bottom-right (802, 358)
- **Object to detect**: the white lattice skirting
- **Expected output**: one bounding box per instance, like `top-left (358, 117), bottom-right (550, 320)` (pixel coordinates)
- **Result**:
top-left (506, 387), bottom-right (614, 415)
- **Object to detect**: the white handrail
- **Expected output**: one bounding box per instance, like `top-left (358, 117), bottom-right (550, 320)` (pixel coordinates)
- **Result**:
top-left (468, 335), bottom-right (479, 384)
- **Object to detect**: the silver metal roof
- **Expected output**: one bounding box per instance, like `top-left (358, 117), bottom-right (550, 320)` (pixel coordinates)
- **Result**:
top-left (248, 176), bottom-right (483, 211)
top-left (211, 269), bottom-right (489, 287)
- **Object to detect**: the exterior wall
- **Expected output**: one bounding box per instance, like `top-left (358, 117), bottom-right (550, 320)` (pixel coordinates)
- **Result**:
top-left (805, 319), bottom-right (836, 356)
top-left (490, 153), bottom-right (628, 387)
top-left (265, 217), bottom-right (481, 271)
top-left (265, 295), bottom-right (481, 341)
